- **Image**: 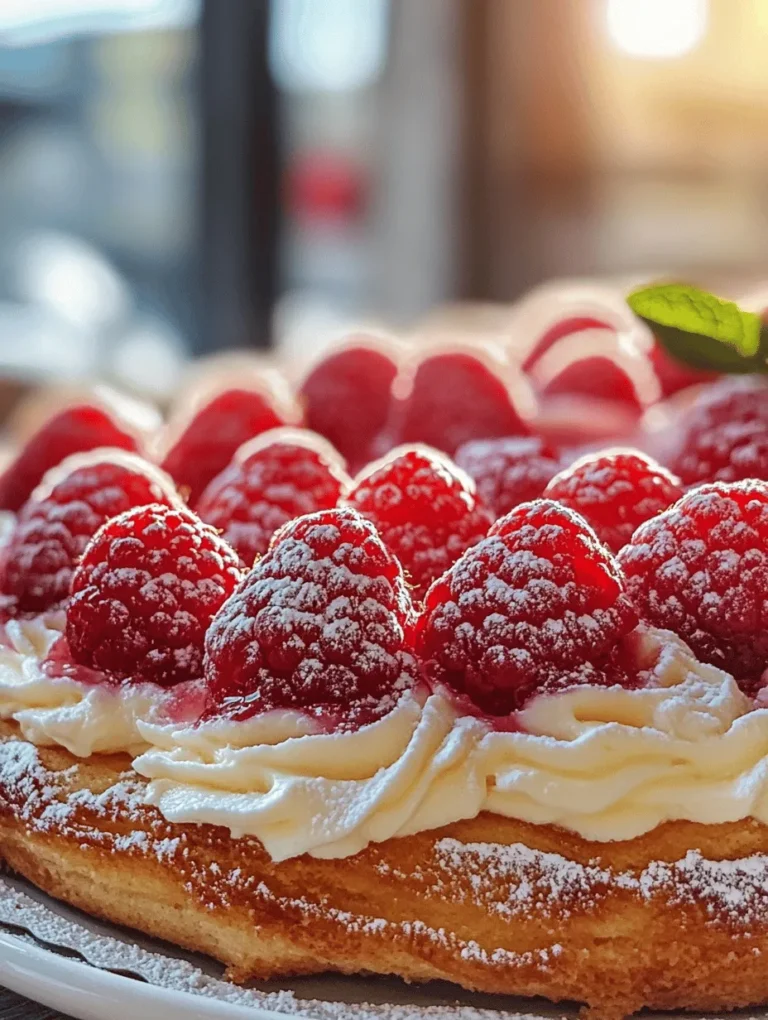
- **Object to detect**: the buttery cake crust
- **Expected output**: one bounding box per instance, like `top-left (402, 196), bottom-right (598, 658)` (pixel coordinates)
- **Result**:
top-left (2, 720), bottom-right (768, 1019)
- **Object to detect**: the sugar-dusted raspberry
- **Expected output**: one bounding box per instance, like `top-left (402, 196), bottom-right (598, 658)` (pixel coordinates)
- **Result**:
top-left (670, 379), bottom-right (768, 486)
top-left (299, 339), bottom-right (400, 473)
top-left (0, 404), bottom-right (141, 512)
top-left (681, 376), bottom-right (768, 429)
top-left (455, 436), bottom-right (561, 519)
top-left (345, 446), bottom-right (492, 602)
top-left (67, 504), bottom-right (242, 685)
top-left (618, 481), bottom-right (768, 689)
top-left (160, 386), bottom-right (296, 505)
top-left (522, 317), bottom-right (611, 372)
top-left (391, 349), bottom-right (533, 457)
top-left (196, 428), bottom-right (350, 567)
top-left (416, 500), bottom-right (638, 715)
top-left (0, 450), bottom-right (180, 615)
top-left (204, 507), bottom-right (419, 726)
top-left (674, 420), bottom-right (768, 487)
top-left (544, 449), bottom-right (683, 554)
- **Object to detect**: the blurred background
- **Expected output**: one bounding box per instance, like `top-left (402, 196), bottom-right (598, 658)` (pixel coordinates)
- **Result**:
top-left (0, 0), bottom-right (767, 404)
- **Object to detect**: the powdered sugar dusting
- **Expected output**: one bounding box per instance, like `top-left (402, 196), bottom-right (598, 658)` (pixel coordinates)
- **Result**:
top-left (416, 500), bottom-right (638, 715)
top-left (455, 437), bottom-right (561, 519)
top-left (619, 481), bottom-right (768, 687)
top-left (4, 737), bottom-right (768, 1016)
top-left (0, 876), bottom-right (565, 1020)
top-left (345, 447), bottom-right (492, 601)
top-left (204, 507), bottom-right (419, 728)
top-left (429, 838), bottom-right (768, 931)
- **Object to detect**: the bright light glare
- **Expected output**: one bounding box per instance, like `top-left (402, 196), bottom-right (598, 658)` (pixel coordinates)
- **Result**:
top-left (15, 232), bottom-right (130, 330)
top-left (270, 0), bottom-right (388, 93)
top-left (606, 0), bottom-right (708, 59)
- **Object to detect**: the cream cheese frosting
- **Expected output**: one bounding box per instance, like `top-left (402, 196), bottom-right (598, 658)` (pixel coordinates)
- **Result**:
top-left (133, 627), bottom-right (768, 861)
top-left (0, 614), bottom-right (169, 757)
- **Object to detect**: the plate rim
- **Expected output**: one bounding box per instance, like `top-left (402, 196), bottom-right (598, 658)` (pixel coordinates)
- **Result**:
top-left (0, 928), bottom-right (301, 1020)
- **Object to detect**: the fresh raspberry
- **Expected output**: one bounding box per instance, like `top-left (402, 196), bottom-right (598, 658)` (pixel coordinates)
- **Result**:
top-left (618, 481), bottom-right (768, 689)
top-left (67, 504), bottom-right (242, 685)
top-left (531, 330), bottom-right (660, 412)
top-left (204, 507), bottom-right (418, 726)
top-left (390, 350), bottom-right (533, 457)
top-left (544, 450), bottom-right (683, 554)
top-left (522, 317), bottom-right (611, 372)
top-left (673, 420), bottom-right (768, 487)
top-left (670, 379), bottom-right (768, 486)
top-left (0, 451), bottom-right (179, 615)
top-left (160, 386), bottom-right (295, 505)
top-left (649, 340), bottom-right (719, 398)
top-left (416, 500), bottom-right (638, 715)
top-left (455, 436), bottom-right (561, 518)
top-left (345, 447), bottom-right (492, 602)
top-left (299, 340), bottom-right (399, 473)
top-left (538, 354), bottom-right (647, 411)
top-left (0, 404), bottom-right (141, 512)
top-left (195, 428), bottom-right (350, 567)
top-left (681, 377), bottom-right (768, 429)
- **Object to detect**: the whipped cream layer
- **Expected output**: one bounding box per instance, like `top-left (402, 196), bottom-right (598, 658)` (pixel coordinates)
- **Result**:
top-left (134, 628), bottom-right (768, 861)
top-left (0, 615), bottom-right (168, 757)
top-left (136, 691), bottom-right (488, 861)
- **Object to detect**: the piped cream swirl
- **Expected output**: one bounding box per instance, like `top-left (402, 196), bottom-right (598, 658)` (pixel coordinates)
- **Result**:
top-left (133, 627), bottom-right (768, 861)
top-left (136, 692), bottom-right (487, 860)
top-left (0, 615), bottom-right (167, 757)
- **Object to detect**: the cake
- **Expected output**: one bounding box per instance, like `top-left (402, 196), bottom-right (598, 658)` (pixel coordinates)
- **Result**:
top-left (2, 286), bottom-right (768, 1020)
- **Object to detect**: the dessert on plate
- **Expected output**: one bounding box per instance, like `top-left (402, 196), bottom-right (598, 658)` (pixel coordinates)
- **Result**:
top-left (3, 282), bottom-right (768, 1020)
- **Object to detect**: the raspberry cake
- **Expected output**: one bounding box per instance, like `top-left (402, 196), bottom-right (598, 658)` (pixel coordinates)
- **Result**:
top-left (3, 343), bottom-right (768, 1019)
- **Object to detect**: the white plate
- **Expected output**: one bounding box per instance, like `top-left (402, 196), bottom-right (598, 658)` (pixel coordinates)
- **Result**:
top-left (0, 930), bottom-right (284, 1020)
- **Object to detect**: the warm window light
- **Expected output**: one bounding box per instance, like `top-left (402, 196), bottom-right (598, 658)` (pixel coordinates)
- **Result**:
top-left (606, 0), bottom-right (708, 59)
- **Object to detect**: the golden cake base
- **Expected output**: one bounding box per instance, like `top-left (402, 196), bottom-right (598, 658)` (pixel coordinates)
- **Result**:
top-left (1, 719), bottom-right (767, 1020)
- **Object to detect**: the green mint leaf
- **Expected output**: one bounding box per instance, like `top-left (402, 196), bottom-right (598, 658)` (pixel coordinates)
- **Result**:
top-left (627, 283), bottom-right (768, 374)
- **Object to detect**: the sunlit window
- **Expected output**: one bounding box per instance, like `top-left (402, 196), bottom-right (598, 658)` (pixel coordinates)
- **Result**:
top-left (606, 0), bottom-right (708, 59)
top-left (269, 0), bottom-right (388, 93)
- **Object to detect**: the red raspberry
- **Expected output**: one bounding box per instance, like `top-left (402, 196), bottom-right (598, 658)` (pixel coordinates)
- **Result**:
top-left (681, 377), bottom-right (768, 428)
top-left (67, 504), bottom-right (242, 685)
top-left (649, 340), bottom-right (719, 398)
top-left (670, 379), bottom-right (768, 486)
top-left (674, 420), bottom-right (768, 487)
top-left (543, 356), bottom-right (642, 408)
top-left (544, 450), bottom-right (683, 554)
top-left (618, 481), bottom-right (768, 689)
top-left (531, 330), bottom-right (660, 411)
top-left (345, 447), bottom-right (492, 602)
top-left (160, 386), bottom-right (296, 505)
top-left (196, 429), bottom-right (350, 567)
top-left (0, 404), bottom-right (141, 512)
top-left (204, 507), bottom-right (418, 726)
top-left (391, 349), bottom-right (533, 457)
top-left (299, 339), bottom-right (399, 473)
top-left (522, 317), bottom-right (611, 372)
top-left (455, 436), bottom-right (561, 518)
top-left (416, 500), bottom-right (638, 715)
top-left (0, 451), bottom-right (179, 615)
